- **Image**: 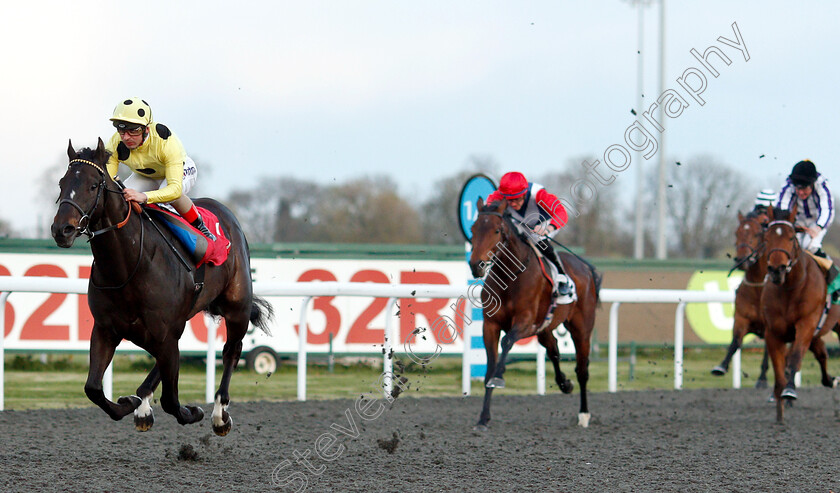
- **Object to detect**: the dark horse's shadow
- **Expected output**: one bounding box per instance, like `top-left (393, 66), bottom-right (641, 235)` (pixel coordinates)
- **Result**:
top-left (468, 198), bottom-right (602, 430)
top-left (51, 139), bottom-right (273, 435)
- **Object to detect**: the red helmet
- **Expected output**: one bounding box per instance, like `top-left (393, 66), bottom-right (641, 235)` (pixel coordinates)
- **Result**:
top-left (498, 172), bottom-right (529, 199)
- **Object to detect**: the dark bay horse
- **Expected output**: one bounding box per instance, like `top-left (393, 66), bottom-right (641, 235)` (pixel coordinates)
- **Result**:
top-left (468, 198), bottom-right (602, 430)
top-left (712, 210), bottom-right (770, 387)
top-left (52, 139), bottom-right (273, 435)
top-left (761, 205), bottom-right (837, 422)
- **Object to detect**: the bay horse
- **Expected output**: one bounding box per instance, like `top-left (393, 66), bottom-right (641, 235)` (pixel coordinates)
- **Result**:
top-left (468, 198), bottom-right (602, 430)
top-left (761, 205), bottom-right (838, 422)
top-left (51, 139), bottom-right (273, 435)
top-left (712, 210), bottom-right (770, 387)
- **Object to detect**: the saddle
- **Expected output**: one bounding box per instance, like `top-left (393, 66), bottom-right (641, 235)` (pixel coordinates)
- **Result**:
top-left (146, 205), bottom-right (231, 267)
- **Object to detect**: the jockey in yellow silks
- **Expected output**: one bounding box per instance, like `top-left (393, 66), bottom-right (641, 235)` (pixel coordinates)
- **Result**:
top-left (105, 98), bottom-right (215, 240)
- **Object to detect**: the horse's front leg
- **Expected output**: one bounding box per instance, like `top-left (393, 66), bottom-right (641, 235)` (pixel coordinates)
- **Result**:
top-left (133, 364), bottom-right (161, 432)
top-left (157, 342), bottom-right (204, 425)
top-left (764, 332), bottom-right (787, 423)
top-left (211, 315), bottom-right (249, 437)
top-left (782, 318), bottom-right (820, 399)
top-left (476, 321), bottom-right (501, 431)
top-left (713, 313), bottom-right (749, 376)
top-left (756, 341), bottom-right (770, 389)
top-left (85, 325), bottom-right (141, 420)
top-left (488, 329), bottom-right (521, 389)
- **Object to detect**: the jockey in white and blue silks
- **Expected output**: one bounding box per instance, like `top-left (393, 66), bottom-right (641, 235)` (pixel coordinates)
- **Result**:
top-left (776, 159), bottom-right (838, 302)
top-left (485, 171), bottom-right (573, 298)
top-left (776, 160), bottom-right (834, 255)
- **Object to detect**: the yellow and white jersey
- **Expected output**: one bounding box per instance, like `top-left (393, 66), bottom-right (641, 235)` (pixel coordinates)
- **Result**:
top-left (105, 123), bottom-right (187, 204)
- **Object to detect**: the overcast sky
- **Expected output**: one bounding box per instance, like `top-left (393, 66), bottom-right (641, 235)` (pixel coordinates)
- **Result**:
top-left (2, 1), bottom-right (837, 236)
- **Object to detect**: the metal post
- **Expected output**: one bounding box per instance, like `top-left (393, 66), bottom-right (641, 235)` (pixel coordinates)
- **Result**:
top-left (103, 360), bottom-right (113, 401)
top-left (0, 292), bottom-right (9, 411)
top-left (633, 0), bottom-right (646, 259)
top-left (205, 315), bottom-right (217, 404)
top-left (674, 302), bottom-right (685, 390)
top-left (655, 0), bottom-right (668, 259)
top-left (537, 345), bottom-right (546, 395)
top-left (383, 297), bottom-right (397, 398)
top-left (328, 332), bottom-right (334, 374)
top-left (297, 297), bottom-right (312, 401)
top-left (732, 348), bottom-right (741, 389)
top-left (609, 302), bottom-right (621, 392)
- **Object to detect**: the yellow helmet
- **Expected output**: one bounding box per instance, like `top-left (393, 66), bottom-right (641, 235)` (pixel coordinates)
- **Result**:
top-left (110, 98), bottom-right (153, 127)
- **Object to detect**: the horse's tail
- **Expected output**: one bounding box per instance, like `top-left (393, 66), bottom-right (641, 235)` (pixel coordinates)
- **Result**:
top-left (250, 296), bottom-right (275, 336)
top-left (578, 256), bottom-right (603, 307)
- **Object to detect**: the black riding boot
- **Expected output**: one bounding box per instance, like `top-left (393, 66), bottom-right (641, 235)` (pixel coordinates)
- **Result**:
top-left (191, 217), bottom-right (217, 241)
top-left (537, 240), bottom-right (573, 297)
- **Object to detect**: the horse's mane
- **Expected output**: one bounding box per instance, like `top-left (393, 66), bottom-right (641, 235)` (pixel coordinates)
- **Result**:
top-left (744, 209), bottom-right (764, 221)
top-left (480, 200), bottom-right (602, 305)
top-left (75, 146), bottom-right (113, 162)
top-left (769, 207), bottom-right (792, 222)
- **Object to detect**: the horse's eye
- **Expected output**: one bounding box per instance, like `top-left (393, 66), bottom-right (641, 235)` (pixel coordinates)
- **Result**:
top-left (90, 184), bottom-right (98, 191)
top-left (495, 228), bottom-right (501, 234)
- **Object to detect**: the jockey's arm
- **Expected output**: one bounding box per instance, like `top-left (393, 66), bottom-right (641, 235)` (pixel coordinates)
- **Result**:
top-left (142, 138), bottom-right (186, 204)
top-left (534, 188), bottom-right (568, 231)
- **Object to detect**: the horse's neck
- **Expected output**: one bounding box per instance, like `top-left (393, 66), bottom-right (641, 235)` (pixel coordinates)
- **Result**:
top-left (89, 194), bottom-right (143, 274)
top-left (745, 250), bottom-right (767, 282)
top-left (489, 231), bottom-right (532, 285)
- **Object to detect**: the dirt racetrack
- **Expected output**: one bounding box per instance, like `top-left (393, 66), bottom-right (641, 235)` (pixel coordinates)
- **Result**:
top-left (2, 387), bottom-right (840, 492)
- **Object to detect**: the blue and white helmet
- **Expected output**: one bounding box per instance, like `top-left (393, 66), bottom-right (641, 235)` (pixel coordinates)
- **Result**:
top-left (754, 189), bottom-right (776, 208)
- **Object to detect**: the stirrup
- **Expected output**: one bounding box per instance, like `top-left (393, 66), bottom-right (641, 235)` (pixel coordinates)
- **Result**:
top-left (197, 224), bottom-right (216, 241)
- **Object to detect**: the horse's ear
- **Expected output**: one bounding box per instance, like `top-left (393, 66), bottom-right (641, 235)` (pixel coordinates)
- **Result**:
top-left (476, 197), bottom-right (484, 210)
top-left (768, 206), bottom-right (775, 221)
top-left (499, 199), bottom-right (508, 212)
top-left (737, 211), bottom-right (744, 222)
top-left (94, 137), bottom-right (107, 163)
top-left (788, 202), bottom-right (797, 222)
top-left (67, 139), bottom-right (77, 160)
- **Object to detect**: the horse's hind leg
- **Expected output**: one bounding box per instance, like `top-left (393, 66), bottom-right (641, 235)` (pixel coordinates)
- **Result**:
top-left (809, 334), bottom-right (839, 388)
top-left (537, 330), bottom-right (571, 393)
top-left (211, 313), bottom-right (249, 437)
top-left (157, 342), bottom-right (204, 425)
top-left (133, 364), bottom-right (161, 432)
top-left (756, 344), bottom-right (770, 389)
top-left (85, 325), bottom-right (141, 420)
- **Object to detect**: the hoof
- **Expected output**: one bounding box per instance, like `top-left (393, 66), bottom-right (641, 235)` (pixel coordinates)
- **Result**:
top-left (560, 380), bottom-right (575, 394)
top-left (755, 379), bottom-right (768, 389)
top-left (711, 366), bottom-right (727, 376)
top-left (134, 410), bottom-right (154, 432)
top-left (186, 405), bottom-right (205, 424)
top-left (473, 423), bottom-right (489, 432)
top-left (766, 393), bottom-right (775, 403)
top-left (578, 412), bottom-right (591, 428)
top-left (833, 377), bottom-right (840, 389)
top-left (213, 413), bottom-right (233, 437)
top-left (781, 388), bottom-right (798, 400)
top-left (117, 395), bottom-right (142, 410)
top-left (486, 377), bottom-right (505, 389)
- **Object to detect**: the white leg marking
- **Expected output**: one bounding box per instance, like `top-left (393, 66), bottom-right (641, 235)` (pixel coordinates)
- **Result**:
top-left (134, 394), bottom-right (153, 418)
top-left (578, 412), bottom-right (591, 428)
top-left (212, 395), bottom-right (228, 427)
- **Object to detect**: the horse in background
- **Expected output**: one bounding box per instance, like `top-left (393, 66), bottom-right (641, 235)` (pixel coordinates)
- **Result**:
top-left (712, 210), bottom-right (770, 387)
top-left (761, 205), bottom-right (838, 422)
top-left (51, 139), bottom-right (273, 435)
top-left (468, 198), bottom-right (602, 430)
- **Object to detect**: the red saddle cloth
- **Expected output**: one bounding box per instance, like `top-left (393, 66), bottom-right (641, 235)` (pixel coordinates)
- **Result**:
top-left (146, 205), bottom-right (231, 267)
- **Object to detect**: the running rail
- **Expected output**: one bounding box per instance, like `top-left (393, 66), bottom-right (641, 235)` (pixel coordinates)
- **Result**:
top-left (0, 277), bottom-right (736, 409)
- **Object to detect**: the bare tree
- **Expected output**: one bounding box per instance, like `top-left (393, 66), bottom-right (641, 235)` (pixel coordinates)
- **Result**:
top-left (538, 157), bottom-right (633, 257)
top-left (311, 175), bottom-right (423, 244)
top-left (650, 155), bottom-right (753, 258)
top-left (420, 154), bottom-right (500, 245)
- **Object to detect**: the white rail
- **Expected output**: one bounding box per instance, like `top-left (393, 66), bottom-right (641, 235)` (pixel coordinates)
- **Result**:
top-left (0, 277), bottom-right (737, 410)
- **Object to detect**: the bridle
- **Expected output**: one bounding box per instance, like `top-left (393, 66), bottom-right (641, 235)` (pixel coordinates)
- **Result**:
top-left (476, 209), bottom-right (531, 268)
top-left (765, 219), bottom-right (801, 275)
top-left (59, 159), bottom-right (133, 239)
top-left (729, 217), bottom-right (766, 276)
top-left (59, 158), bottom-right (143, 290)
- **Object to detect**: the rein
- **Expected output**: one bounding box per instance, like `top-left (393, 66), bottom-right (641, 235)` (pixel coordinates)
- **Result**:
top-left (61, 159), bottom-right (132, 239)
top-left (477, 210), bottom-right (532, 269)
top-left (62, 158), bottom-right (144, 290)
top-left (766, 220), bottom-right (801, 273)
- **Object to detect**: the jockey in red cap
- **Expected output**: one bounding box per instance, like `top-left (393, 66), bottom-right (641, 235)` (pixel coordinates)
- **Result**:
top-left (486, 171), bottom-right (573, 298)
